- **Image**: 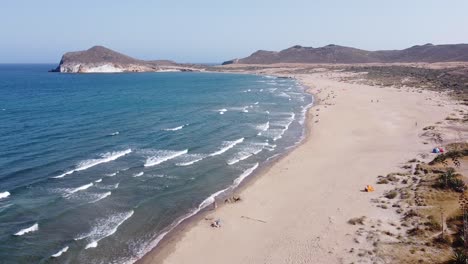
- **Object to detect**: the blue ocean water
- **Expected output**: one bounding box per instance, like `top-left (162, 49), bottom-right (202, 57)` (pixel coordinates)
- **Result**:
top-left (0, 64), bottom-right (313, 263)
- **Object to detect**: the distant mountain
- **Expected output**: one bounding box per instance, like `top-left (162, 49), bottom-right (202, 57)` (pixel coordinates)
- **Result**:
top-left (222, 44), bottom-right (468, 65)
top-left (52, 46), bottom-right (199, 73)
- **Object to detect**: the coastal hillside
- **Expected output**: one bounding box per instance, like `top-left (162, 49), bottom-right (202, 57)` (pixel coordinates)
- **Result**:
top-left (222, 43), bottom-right (468, 65)
top-left (52, 46), bottom-right (199, 73)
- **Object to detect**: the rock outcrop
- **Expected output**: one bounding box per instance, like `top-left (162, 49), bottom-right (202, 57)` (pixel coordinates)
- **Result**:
top-left (222, 43), bottom-right (468, 65)
top-left (52, 46), bottom-right (200, 73)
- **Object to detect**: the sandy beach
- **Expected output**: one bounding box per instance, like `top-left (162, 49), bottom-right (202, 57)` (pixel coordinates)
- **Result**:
top-left (139, 68), bottom-right (460, 264)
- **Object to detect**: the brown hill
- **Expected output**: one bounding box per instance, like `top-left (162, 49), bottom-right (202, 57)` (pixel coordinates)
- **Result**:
top-left (52, 46), bottom-right (193, 73)
top-left (222, 44), bottom-right (468, 65)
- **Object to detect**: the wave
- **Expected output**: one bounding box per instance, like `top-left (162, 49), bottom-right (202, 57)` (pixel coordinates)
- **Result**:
top-left (51, 246), bottom-right (69, 258)
top-left (89, 192), bottom-right (112, 203)
top-left (68, 183), bottom-right (93, 194)
top-left (208, 138), bottom-right (244, 157)
top-left (175, 154), bottom-right (205, 167)
top-left (133, 172), bottom-right (144, 177)
top-left (106, 171), bottom-right (119, 177)
top-left (256, 122), bottom-right (270, 135)
top-left (227, 142), bottom-right (268, 165)
top-left (121, 163), bottom-right (261, 263)
top-left (144, 149), bottom-right (188, 167)
top-left (53, 149), bottom-right (132, 178)
top-left (95, 178), bottom-right (102, 183)
top-left (98, 182), bottom-right (119, 190)
top-left (75, 210), bottom-right (134, 250)
top-left (0, 191), bottom-right (10, 199)
top-left (218, 108), bottom-right (227, 115)
top-left (14, 223), bottom-right (39, 236)
top-left (163, 125), bottom-right (185, 131)
top-left (108, 131), bottom-right (119, 136)
top-left (233, 163), bottom-right (259, 187)
top-left (299, 101), bottom-right (314, 125)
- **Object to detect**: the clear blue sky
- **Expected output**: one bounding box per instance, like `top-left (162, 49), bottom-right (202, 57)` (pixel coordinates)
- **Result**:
top-left (1, 0), bottom-right (467, 63)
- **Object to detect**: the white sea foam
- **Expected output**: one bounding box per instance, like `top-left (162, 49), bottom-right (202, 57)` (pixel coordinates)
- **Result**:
top-left (227, 142), bottom-right (268, 165)
top-left (133, 172), bottom-right (144, 177)
top-left (89, 192), bottom-right (112, 203)
top-left (233, 163), bottom-right (259, 187)
top-left (256, 122), bottom-right (270, 135)
top-left (175, 154), bottom-right (205, 166)
top-left (53, 149), bottom-right (132, 178)
top-left (95, 179), bottom-right (102, 183)
top-left (76, 210), bottom-right (134, 250)
top-left (262, 128), bottom-right (287, 141)
top-left (51, 246), bottom-right (69, 258)
top-left (106, 171), bottom-right (118, 177)
top-left (109, 131), bottom-right (119, 136)
top-left (218, 108), bottom-right (227, 114)
top-left (208, 138), bottom-right (244, 157)
top-left (120, 163), bottom-right (261, 263)
top-left (68, 183), bottom-right (93, 194)
top-left (14, 223), bottom-right (39, 236)
top-left (0, 191), bottom-right (10, 200)
top-left (163, 125), bottom-right (185, 131)
top-left (144, 149), bottom-right (188, 167)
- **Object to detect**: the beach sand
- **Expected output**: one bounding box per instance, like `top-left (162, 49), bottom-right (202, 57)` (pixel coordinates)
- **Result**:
top-left (140, 70), bottom-right (458, 264)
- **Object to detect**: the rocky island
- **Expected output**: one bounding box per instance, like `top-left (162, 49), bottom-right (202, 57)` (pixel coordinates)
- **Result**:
top-left (51, 46), bottom-right (201, 73)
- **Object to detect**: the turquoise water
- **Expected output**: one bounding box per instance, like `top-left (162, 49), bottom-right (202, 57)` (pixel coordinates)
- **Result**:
top-left (0, 64), bottom-right (313, 263)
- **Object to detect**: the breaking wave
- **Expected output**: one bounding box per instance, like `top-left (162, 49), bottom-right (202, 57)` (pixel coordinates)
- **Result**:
top-left (208, 138), bottom-right (244, 157)
top-left (51, 246), bottom-right (69, 258)
top-left (68, 183), bottom-right (93, 194)
top-left (14, 223), bottom-right (38, 236)
top-left (0, 191), bottom-right (10, 200)
top-left (75, 210), bottom-right (134, 250)
top-left (53, 149), bottom-right (132, 178)
top-left (144, 149), bottom-right (188, 167)
top-left (163, 125), bottom-right (185, 131)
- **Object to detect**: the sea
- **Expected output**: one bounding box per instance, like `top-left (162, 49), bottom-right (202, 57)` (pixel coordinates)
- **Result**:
top-left (0, 64), bottom-right (313, 263)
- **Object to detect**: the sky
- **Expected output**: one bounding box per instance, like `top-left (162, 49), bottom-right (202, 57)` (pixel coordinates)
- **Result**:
top-left (1, 0), bottom-right (468, 63)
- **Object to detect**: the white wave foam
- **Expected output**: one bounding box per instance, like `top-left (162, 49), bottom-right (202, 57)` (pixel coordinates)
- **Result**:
top-left (109, 132), bottom-right (119, 136)
top-left (133, 172), bottom-right (144, 177)
top-left (14, 223), bottom-right (38, 236)
top-left (175, 154), bottom-right (205, 166)
top-left (99, 182), bottom-right (119, 190)
top-left (256, 122), bottom-right (270, 135)
top-left (208, 138), bottom-right (244, 157)
top-left (95, 179), bottom-right (102, 183)
top-left (218, 108), bottom-right (227, 115)
top-left (227, 142), bottom-right (267, 165)
top-left (144, 149), bottom-right (188, 167)
top-left (53, 149), bottom-right (132, 178)
top-left (85, 241), bottom-right (98, 249)
top-left (106, 171), bottom-right (118, 177)
top-left (233, 163), bottom-right (259, 187)
top-left (76, 210), bottom-right (134, 249)
top-left (0, 191), bottom-right (10, 200)
top-left (163, 125), bottom-right (185, 131)
top-left (90, 192), bottom-right (112, 203)
top-left (299, 101), bottom-right (314, 125)
top-left (69, 183), bottom-right (93, 194)
top-left (51, 246), bottom-right (69, 258)
top-left (262, 128), bottom-right (287, 141)
top-left (120, 163), bottom-right (260, 263)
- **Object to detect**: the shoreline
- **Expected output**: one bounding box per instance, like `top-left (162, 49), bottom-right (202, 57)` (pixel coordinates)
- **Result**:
top-left (134, 73), bottom-right (316, 264)
top-left (139, 68), bottom-right (459, 264)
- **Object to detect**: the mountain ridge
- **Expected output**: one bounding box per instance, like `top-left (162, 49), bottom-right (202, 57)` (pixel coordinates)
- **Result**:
top-left (222, 43), bottom-right (468, 65)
